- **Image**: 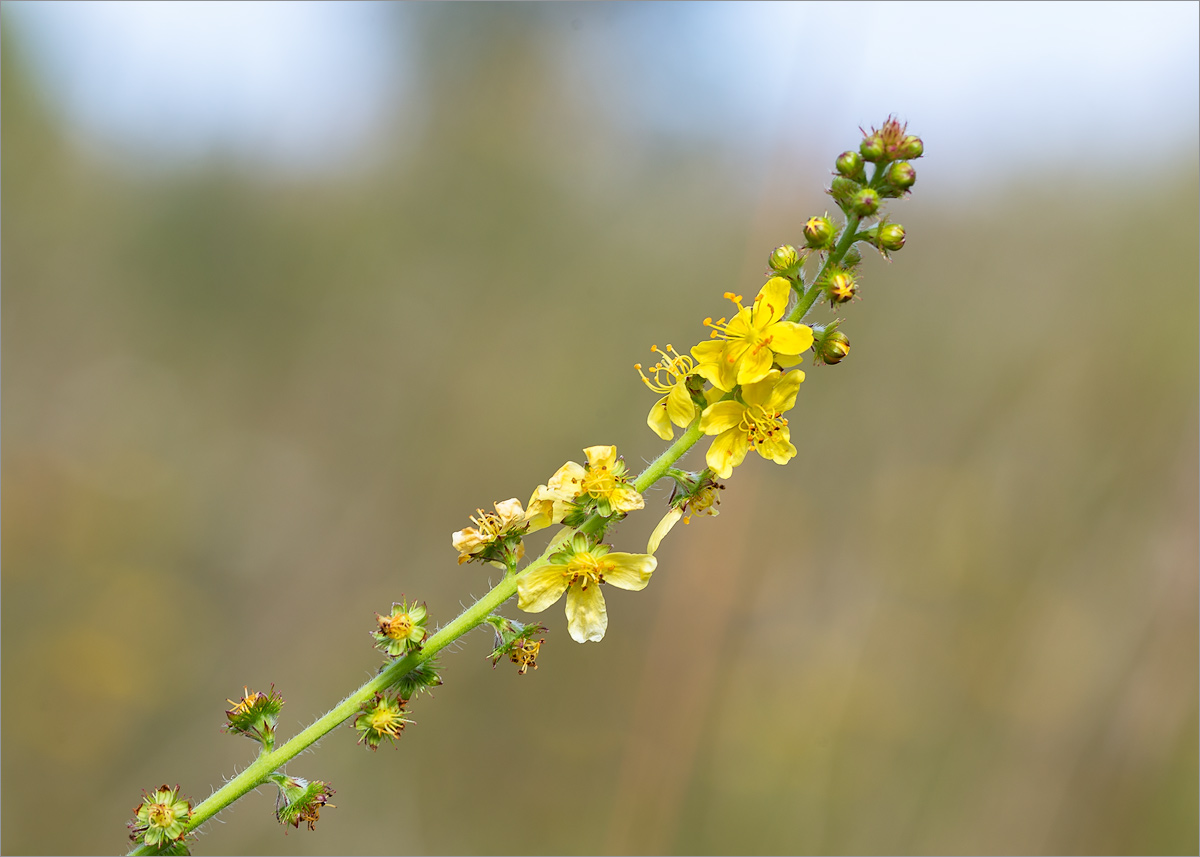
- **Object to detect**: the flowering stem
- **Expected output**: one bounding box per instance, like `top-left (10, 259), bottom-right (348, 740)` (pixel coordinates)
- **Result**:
top-left (633, 418), bottom-right (706, 494)
top-left (130, 422), bottom-right (708, 855)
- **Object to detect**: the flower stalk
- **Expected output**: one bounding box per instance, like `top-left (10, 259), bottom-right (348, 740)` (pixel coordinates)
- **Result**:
top-left (125, 116), bottom-right (922, 855)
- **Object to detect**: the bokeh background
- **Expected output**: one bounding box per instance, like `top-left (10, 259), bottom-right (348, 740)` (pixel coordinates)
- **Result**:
top-left (3, 2), bottom-right (1197, 854)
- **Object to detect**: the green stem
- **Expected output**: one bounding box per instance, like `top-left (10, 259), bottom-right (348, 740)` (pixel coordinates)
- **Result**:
top-left (634, 418), bottom-right (705, 493)
top-left (788, 213), bottom-right (860, 325)
top-left (132, 416), bottom-right (707, 855)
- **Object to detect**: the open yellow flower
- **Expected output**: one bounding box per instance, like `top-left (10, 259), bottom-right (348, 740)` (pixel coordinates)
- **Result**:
top-left (526, 445), bottom-right (643, 527)
top-left (518, 535), bottom-right (656, 643)
top-left (691, 277), bottom-right (814, 392)
top-left (635, 344), bottom-right (699, 440)
top-left (699, 368), bottom-right (804, 478)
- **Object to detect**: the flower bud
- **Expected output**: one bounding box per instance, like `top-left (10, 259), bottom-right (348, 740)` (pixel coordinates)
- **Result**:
top-left (829, 176), bottom-right (859, 207)
top-left (826, 271), bottom-right (857, 304)
top-left (860, 133), bottom-right (885, 162)
top-left (816, 329), bottom-right (850, 365)
top-left (898, 135), bottom-right (924, 159)
top-left (885, 161), bottom-right (916, 189)
top-left (851, 188), bottom-right (880, 217)
top-left (803, 215), bottom-right (836, 249)
top-left (768, 244), bottom-right (800, 274)
top-left (835, 150), bottom-right (864, 178)
top-left (876, 223), bottom-right (906, 252)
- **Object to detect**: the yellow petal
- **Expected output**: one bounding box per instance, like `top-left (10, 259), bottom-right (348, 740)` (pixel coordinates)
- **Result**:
top-left (741, 369), bottom-right (783, 409)
top-left (517, 564), bottom-right (569, 613)
top-left (603, 553), bottom-right (656, 590)
top-left (647, 397), bottom-right (675, 441)
top-left (665, 381), bottom-right (697, 428)
top-left (735, 344), bottom-right (774, 387)
top-left (647, 508), bottom-right (684, 555)
top-left (494, 497), bottom-right (525, 526)
top-left (766, 369), bottom-right (805, 412)
top-left (765, 321), bottom-right (813, 356)
top-left (700, 400), bottom-right (745, 435)
top-left (547, 461), bottom-right (586, 498)
top-left (565, 582), bottom-right (607, 643)
top-left (758, 431), bottom-right (798, 465)
top-left (583, 445), bottom-right (617, 470)
top-left (691, 339), bottom-right (738, 391)
top-left (706, 427), bottom-right (749, 479)
top-left (610, 484), bottom-right (645, 513)
top-left (774, 352), bottom-right (804, 368)
top-left (753, 277), bottom-right (793, 327)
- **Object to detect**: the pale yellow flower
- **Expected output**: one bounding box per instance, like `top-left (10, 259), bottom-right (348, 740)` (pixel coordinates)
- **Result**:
top-left (526, 445), bottom-right (644, 527)
top-left (699, 368), bottom-right (804, 478)
top-left (452, 498), bottom-right (528, 566)
top-left (518, 534), bottom-right (656, 643)
top-left (635, 344), bottom-right (699, 440)
top-left (691, 277), bottom-right (814, 392)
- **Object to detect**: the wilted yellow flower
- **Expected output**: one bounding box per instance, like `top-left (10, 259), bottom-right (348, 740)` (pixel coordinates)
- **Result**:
top-left (452, 497), bottom-right (528, 566)
top-left (691, 278), bottom-right (813, 391)
top-left (699, 368), bottom-right (804, 478)
top-left (518, 534), bottom-right (655, 643)
top-left (646, 480), bottom-right (723, 554)
top-left (526, 445), bottom-right (643, 526)
top-left (635, 344), bottom-right (699, 440)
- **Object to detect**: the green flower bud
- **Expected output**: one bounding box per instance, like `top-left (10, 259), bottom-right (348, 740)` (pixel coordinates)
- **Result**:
top-left (860, 133), bottom-right (885, 162)
top-left (877, 223), bottom-right (906, 251)
top-left (829, 176), bottom-right (860, 207)
top-left (885, 161), bottom-right (916, 189)
top-left (851, 188), bottom-right (880, 217)
top-left (816, 329), bottom-right (850, 365)
top-left (803, 215), bottom-right (836, 249)
top-left (898, 135), bottom-right (924, 159)
top-left (768, 244), bottom-right (800, 274)
top-left (835, 150), bottom-right (864, 178)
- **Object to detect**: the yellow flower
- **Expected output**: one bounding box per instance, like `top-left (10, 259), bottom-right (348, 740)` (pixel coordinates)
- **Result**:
top-left (699, 368), bottom-right (804, 478)
top-left (452, 498), bottom-right (528, 566)
top-left (518, 534), bottom-right (656, 643)
top-left (691, 277), bottom-right (814, 392)
top-left (526, 446), bottom-right (643, 527)
top-left (635, 344), bottom-right (699, 440)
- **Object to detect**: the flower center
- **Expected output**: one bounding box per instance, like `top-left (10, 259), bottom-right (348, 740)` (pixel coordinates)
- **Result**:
top-left (147, 803), bottom-right (174, 828)
top-left (367, 706), bottom-right (405, 736)
top-left (563, 552), bottom-right (610, 590)
top-left (580, 466), bottom-right (616, 499)
top-left (739, 403), bottom-right (787, 449)
top-left (382, 614), bottom-right (414, 639)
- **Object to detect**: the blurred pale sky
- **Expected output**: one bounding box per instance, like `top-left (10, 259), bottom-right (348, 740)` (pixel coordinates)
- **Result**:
top-left (5, 0), bottom-right (1199, 178)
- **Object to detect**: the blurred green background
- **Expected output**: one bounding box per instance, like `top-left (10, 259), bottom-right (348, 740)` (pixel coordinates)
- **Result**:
top-left (3, 3), bottom-right (1197, 855)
